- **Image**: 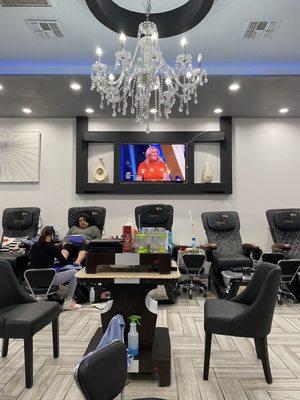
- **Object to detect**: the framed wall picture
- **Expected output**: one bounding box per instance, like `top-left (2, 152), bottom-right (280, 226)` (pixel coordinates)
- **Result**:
top-left (0, 131), bottom-right (41, 183)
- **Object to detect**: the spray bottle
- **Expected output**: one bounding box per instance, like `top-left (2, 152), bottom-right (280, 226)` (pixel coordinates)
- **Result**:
top-left (128, 315), bottom-right (141, 356)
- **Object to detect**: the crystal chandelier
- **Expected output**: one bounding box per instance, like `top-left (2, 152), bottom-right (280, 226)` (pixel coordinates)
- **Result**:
top-left (90, 0), bottom-right (208, 133)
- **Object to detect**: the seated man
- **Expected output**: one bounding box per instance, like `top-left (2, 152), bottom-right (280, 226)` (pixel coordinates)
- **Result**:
top-left (61, 212), bottom-right (102, 266)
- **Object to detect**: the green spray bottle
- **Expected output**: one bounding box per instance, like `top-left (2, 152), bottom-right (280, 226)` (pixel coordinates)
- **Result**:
top-left (128, 315), bottom-right (141, 356)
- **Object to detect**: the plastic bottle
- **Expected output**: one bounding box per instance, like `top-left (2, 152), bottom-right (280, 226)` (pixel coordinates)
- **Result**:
top-left (125, 214), bottom-right (138, 235)
top-left (123, 214), bottom-right (138, 252)
top-left (128, 315), bottom-right (141, 356)
top-left (191, 237), bottom-right (197, 248)
top-left (89, 286), bottom-right (95, 303)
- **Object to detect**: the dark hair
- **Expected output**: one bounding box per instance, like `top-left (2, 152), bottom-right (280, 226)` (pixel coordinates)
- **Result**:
top-left (77, 211), bottom-right (94, 227)
top-left (38, 226), bottom-right (55, 243)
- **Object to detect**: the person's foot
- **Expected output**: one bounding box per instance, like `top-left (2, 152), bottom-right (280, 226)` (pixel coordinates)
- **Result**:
top-left (62, 299), bottom-right (82, 311)
top-left (100, 291), bottom-right (110, 300)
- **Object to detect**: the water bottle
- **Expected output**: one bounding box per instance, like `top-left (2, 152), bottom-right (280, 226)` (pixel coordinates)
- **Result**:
top-left (191, 237), bottom-right (196, 248)
top-left (89, 287), bottom-right (95, 303)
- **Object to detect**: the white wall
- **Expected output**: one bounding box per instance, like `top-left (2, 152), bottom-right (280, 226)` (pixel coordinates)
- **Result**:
top-left (234, 118), bottom-right (300, 250)
top-left (1, 117), bottom-right (300, 250)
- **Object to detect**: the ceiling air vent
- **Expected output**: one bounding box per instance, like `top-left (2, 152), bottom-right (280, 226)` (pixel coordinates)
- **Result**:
top-left (242, 20), bottom-right (280, 39)
top-left (0, 0), bottom-right (52, 6)
top-left (26, 19), bottom-right (64, 39)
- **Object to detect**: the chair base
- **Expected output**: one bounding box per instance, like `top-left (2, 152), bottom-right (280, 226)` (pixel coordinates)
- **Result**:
top-left (277, 289), bottom-right (297, 305)
top-left (209, 265), bottom-right (243, 299)
top-left (179, 280), bottom-right (207, 299)
top-left (210, 278), bottom-right (240, 300)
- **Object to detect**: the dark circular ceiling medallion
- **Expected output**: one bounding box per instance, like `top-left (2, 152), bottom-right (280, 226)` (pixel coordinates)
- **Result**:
top-left (85, 0), bottom-right (214, 38)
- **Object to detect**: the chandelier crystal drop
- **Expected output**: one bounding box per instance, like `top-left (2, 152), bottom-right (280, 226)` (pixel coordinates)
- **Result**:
top-left (90, 0), bottom-right (208, 133)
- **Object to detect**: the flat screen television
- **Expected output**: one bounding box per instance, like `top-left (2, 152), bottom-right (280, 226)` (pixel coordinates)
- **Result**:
top-left (120, 143), bottom-right (186, 182)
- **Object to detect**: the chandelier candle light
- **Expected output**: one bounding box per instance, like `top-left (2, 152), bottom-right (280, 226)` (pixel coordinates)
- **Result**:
top-left (90, 0), bottom-right (208, 133)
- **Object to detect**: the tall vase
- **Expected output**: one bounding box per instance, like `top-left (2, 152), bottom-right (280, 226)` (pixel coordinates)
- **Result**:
top-left (202, 161), bottom-right (213, 183)
top-left (93, 157), bottom-right (108, 183)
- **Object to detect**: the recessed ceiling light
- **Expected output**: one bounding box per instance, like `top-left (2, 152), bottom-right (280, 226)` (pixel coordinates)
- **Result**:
top-left (214, 108), bottom-right (223, 114)
top-left (85, 108), bottom-right (94, 114)
top-left (22, 108), bottom-right (32, 114)
top-left (0, 84), bottom-right (3, 90)
top-left (229, 83), bottom-right (241, 92)
top-left (279, 107), bottom-right (289, 114)
top-left (70, 82), bottom-right (81, 91)
top-left (150, 108), bottom-right (157, 114)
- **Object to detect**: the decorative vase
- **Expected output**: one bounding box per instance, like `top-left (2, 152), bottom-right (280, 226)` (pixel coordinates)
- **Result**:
top-left (93, 158), bottom-right (108, 183)
top-left (201, 161), bottom-right (213, 183)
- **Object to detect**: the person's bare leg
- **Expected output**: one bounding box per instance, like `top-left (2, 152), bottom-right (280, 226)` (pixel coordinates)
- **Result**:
top-left (61, 249), bottom-right (69, 259)
top-left (74, 250), bottom-right (86, 265)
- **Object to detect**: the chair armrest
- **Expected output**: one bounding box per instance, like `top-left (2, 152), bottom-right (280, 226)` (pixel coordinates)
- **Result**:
top-left (242, 243), bottom-right (262, 260)
top-left (200, 244), bottom-right (218, 250)
top-left (200, 244), bottom-right (217, 262)
top-left (242, 243), bottom-right (259, 250)
top-left (272, 243), bottom-right (291, 251)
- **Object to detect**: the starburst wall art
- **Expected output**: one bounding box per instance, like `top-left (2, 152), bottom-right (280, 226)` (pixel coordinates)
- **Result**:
top-left (0, 131), bottom-right (41, 183)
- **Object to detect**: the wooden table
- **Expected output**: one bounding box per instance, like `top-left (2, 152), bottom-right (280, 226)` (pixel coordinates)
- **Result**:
top-left (76, 264), bottom-right (180, 386)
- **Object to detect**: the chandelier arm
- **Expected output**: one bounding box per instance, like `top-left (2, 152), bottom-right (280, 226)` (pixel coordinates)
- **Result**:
top-left (170, 74), bottom-right (199, 92)
top-left (105, 70), bottom-right (128, 88)
top-left (161, 62), bottom-right (192, 92)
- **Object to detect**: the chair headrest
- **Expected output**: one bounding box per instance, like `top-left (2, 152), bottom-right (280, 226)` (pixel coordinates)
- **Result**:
top-left (274, 210), bottom-right (300, 230)
top-left (207, 212), bottom-right (236, 231)
top-left (4, 209), bottom-right (33, 230)
top-left (135, 204), bottom-right (173, 230)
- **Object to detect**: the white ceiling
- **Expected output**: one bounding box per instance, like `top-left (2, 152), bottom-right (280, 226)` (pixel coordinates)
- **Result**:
top-left (0, 0), bottom-right (299, 75)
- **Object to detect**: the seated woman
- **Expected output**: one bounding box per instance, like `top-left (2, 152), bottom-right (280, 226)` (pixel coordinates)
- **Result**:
top-left (30, 226), bottom-right (81, 311)
top-left (61, 212), bottom-right (102, 266)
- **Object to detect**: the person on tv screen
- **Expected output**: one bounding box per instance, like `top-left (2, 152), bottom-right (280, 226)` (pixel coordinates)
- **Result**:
top-left (136, 146), bottom-right (170, 181)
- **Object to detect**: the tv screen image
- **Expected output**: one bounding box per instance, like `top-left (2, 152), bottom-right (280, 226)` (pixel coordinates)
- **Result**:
top-left (120, 144), bottom-right (186, 182)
